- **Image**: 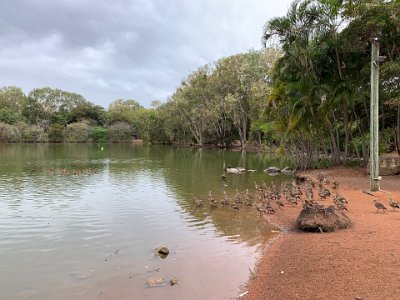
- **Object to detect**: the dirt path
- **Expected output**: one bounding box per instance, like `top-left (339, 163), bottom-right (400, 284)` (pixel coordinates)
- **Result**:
top-left (244, 167), bottom-right (400, 300)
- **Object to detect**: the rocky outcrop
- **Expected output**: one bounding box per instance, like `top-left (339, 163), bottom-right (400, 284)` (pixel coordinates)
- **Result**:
top-left (296, 205), bottom-right (351, 232)
top-left (367, 156), bottom-right (400, 176)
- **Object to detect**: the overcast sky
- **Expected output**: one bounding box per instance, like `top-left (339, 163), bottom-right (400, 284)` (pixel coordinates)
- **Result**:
top-left (0, 0), bottom-right (292, 108)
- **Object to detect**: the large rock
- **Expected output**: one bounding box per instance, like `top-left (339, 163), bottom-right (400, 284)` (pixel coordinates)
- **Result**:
top-left (296, 205), bottom-right (351, 232)
top-left (154, 245), bottom-right (169, 258)
top-left (264, 166), bottom-right (281, 174)
top-left (367, 156), bottom-right (400, 176)
top-left (226, 167), bottom-right (246, 174)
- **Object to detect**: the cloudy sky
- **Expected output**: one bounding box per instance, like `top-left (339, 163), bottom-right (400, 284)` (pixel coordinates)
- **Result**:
top-left (0, 0), bottom-right (292, 108)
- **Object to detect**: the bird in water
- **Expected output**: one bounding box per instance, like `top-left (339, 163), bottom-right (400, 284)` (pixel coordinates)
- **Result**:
top-left (234, 189), bottom-right (242, 204)
top-left (373, 199), bottom-right (387, 213)
top-left (389, 197), bottom-right (400, 211)
top-left (192, 196), bottom-right (203, 207)
top-left (231, 203), bottom-right (240, 211)
top-left (208, 191), bottom-right (218, 209)
top-left (221, 191), bottom-right (230, 206)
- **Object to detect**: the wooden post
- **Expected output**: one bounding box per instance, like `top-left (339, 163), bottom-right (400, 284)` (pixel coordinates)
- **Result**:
top-left (370, 40), bottom-right (380, 191)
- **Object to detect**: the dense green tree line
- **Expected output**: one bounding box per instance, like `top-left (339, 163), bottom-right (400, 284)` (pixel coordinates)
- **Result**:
top-left (262, 0), bottom-right (400, 168)
top-left (1, 0), bottom-right (399, 170)
top-left (0, 49), bottom-right (279, 146)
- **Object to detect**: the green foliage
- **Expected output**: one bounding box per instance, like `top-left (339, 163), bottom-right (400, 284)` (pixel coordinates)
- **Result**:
top-left (0, 86), bottom-right (26, 124)
top-left (64, 122), bottom-right (91, 143)
top-left (16, 122), bottom-right (47, 143)
top-left (0, 108), bottom-right (20, 124)
top-left (107, 122), bottom-right (133, 142)
top-left (48, 124), bottom-right (65, 143)
top-left (69, 102), bottom-right (107, 126)
top-left (0, 123), bottom-right (21, 143)
top-left (380, 127), bottom-right (395, 153)
top-left (262, 0), bottom-right (400, 168)
top-left (91, 126), bottom-right (109, 143)
top-left (28, 87), bottom-right (87, 122)
top-left (310, 158), bottom-right (334, 170)
top-left (108, 99), bottom-right (143, 124)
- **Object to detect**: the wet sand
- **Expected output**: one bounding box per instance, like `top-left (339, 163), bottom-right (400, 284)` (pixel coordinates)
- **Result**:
top-left (244, 167), bottom-right (400, 300)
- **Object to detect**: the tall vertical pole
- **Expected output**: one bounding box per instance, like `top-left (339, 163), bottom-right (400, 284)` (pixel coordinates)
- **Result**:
top-left (370, 40), bottom-right (380, 191)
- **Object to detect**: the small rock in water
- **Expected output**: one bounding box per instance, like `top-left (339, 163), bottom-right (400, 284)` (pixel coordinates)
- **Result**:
top-left (146, 277), bottom-right (167, 287)
top-left (169, 277), bottom-right (179, 286)
top-left (157, 246), bottom-right (169, 255)
top-left (155, 245), bottom-right (169, 258)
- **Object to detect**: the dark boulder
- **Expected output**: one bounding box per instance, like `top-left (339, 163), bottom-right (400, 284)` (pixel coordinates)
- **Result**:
top-left (155, 245), bottom-right (169, 258)
top-left (296, 205), bottom-right (351, 232)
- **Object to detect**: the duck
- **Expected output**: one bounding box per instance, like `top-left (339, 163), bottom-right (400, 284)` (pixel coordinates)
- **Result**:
top-left (234, 189), bottom-right (242, 204)
top-left (389, 197), bottom-right (400, 211)
top-left (231, 203), bottom-right (240, 211)
top-left (265, 203), bottom-right (275, 214)
top-left (373, 199), bottom-right (387, 213)
top-left (221, 191), bottom-right (230, 206)
top-left (256, 202), bottom-right (266, 215)
top-left (336, 202), bottom-right (348, 211)
top-left (192, 196), bottom-right (203, 207)
top-left (276, 199), bottom-right (285, 209)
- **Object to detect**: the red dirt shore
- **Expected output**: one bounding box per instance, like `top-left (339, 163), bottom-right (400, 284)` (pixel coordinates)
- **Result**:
top-left (244, 167), bottom-right (400, 300)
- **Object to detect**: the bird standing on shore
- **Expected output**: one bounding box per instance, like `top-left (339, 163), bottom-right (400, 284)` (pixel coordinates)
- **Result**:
top-left (265, 203), bottom-right (275, 214)
top-left (256, 202), bottom-right (266, 215)
top-left (389, 197), bottom-right (400, 211)
top-left (373, 199), bottom-right (387, 213)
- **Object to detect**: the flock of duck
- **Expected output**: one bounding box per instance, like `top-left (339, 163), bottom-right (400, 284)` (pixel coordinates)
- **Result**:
top-left (192, 172), bottom-right (400, 215)
top-left (42, 168), bottom-right (97, 176)
top-left (192, 173), bottom-right (347, 215)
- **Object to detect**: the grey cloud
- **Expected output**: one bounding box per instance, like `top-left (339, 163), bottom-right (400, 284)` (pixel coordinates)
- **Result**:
top-left (0, 0), bottom-right (292, 107)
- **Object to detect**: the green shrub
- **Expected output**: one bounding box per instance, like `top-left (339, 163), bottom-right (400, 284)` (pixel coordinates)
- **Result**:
top-left (91, 126), bottom-right (108, 143)
top-left (17, 123), bottom-right (47, 142)
top-left (0, 122), bottom-right (21, 142)
top-left (64, 122), bottom-right (91, 143)
top-left (0, 108), bottom-right (20, 124)
top-left (48, 124), bottom-right (65, 142)
top-left (108, 122), bottom-right (133, 142)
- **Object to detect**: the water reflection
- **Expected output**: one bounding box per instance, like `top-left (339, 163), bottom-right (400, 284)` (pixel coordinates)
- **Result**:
top-left (0, 144), bottom-right (293, 300)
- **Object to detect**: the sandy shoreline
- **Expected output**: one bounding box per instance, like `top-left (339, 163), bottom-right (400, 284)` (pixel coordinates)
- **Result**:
top-left (244, 167), bottom-right (400, 300)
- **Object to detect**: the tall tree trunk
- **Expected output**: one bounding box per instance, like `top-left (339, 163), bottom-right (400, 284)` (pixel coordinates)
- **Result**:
top-left (396, 105), bottom-right (400, 155)
top-left (341, 100), bottom-right (350, 162)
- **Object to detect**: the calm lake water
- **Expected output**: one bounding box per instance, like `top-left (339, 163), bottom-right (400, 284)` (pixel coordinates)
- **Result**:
top-left (0, 144), bottom-right (293, 300)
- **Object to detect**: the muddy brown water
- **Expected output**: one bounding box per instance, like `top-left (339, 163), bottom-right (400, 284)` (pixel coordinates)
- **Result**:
top-left (0, 144), bottom-right (292, 300)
